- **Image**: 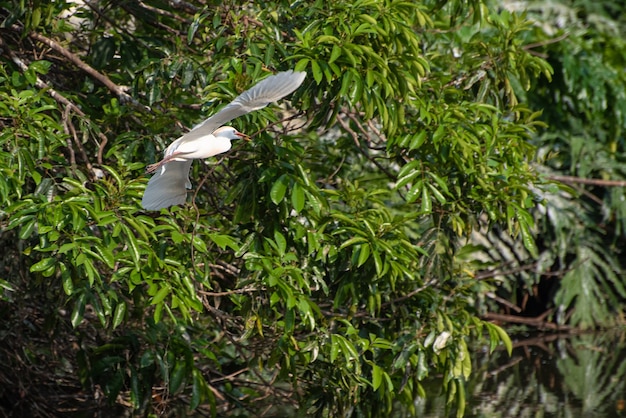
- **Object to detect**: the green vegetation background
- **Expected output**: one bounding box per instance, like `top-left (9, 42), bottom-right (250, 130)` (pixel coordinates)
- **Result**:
top-left (1, 0), bottom-right (626, 416)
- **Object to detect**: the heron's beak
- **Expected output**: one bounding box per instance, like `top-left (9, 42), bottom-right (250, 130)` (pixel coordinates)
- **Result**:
top-left (236, 132), bottom-right (251, 141)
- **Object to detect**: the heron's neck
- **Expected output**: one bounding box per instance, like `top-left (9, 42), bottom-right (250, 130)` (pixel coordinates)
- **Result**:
top-left (213, 135), bottom-right (233, 154)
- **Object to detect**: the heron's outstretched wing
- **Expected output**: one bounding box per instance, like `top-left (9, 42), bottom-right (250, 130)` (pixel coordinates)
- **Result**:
top-left (142, 160), bottom-right (193, 210)
top-left (177, 70), bottom-right (306, 143)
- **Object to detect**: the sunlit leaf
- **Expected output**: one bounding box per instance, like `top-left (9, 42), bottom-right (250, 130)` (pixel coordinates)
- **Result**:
top-left (270, 174), bottom-right (288, 205)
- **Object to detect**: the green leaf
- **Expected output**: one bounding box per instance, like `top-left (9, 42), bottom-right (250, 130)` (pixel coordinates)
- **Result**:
top-left (409, 131), bottom-right (427, 150)
top-left (209, 233), bottom-right (239, 250)
top-left (427, 182), bottom-right (447, 204)
top-left (329, 44), bottom-right (342, 64)
top-left (396, 169), bottom-right (421, 189)
top-left (29, 60), bottom-right (51, 75)
top-left (30, 257), bottom-right (56, 272)
top-left (339, 236), bottom-right (368, 249)
top-left (182, 61), bottom-right (194, 87)
top-left (30, 8), bottom-right (41, 29)
top-left (311, 60), bottom-right (323, 84)
top-left (372, 248), bottom-right (383, 276)
top-left (357, 243), bottom-right (371, 267)
top-left (455, 379), bottom-right (466, 418)
top-left (71, 293), bottom-right (86, 327)
top-left (295, 58), bottom-right (310, 72)
top-left (188, 14), bottom-right (202, 42)
top-left (519, 219), bottom-right (538, 258)
top-left (61, 264), bottom-right (74, 295)
top-left (405, 181), bottom-right (422, 203)
top-left (191, 369), bottom-right (208, 410)
top-left (151, 285), bottom-right (171, 305)
top-left (421, 186), bottom-right (432, 213)
top-left (274, 230), bottom-right (287, 256)
top-left (291, 182), bottom-right (305, 213)
top-left (121, 224), bottom-right (141, 266)
top-left (330, 335), bottom-right (339, 363)
top-left (372, 363), bottom-right (383, 390)
top-left (270, 174), bottom-right (288, 205)
top-left (112, 302), bottom-right (126, 329)
top-left (192, 235), bottom-right (208, 252)
top-left (486, 322), bottom-right (512, 355)
top-left (0, 279), bottom-right (16, 294)
top-left (170, 360), bottom-right (187, 394)
top-left (149, 82), bottom-right (161, 105)
top-left (154, 301), bottom-right (164, 323)
top-left (416, 350), bottom-right (428, 380)
top-left (94, 244), bottom-right (115, 269)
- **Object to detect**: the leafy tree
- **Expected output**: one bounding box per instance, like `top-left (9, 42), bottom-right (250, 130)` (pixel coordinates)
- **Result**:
top-left (468, 0), bottom-right (626, 330)
top-left (6, 0), bottom-right (623, 416)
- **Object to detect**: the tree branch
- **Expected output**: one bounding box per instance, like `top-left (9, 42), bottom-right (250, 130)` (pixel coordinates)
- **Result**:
top-left (547, 174), bottom-right (626, 187)
top-left (482, 310), bottom-right (571, 331)
top-left (11, 25), bottom-right (148, 110)
top-left (0, 34), bottom-right (85, 117)
top-left (337, 113), bottom-right (396, 180)
top-left (26, 29), bottom-right (134, 102)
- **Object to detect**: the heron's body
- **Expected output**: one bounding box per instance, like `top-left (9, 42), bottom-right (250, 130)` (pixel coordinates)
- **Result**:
top-left (164, 127), bottom-right (234, 162)
top-left (141, 70), bottom-right (306, 210)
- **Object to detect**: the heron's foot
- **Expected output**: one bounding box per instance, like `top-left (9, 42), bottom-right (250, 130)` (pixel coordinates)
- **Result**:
top-left (145, 161), bottom-right (162, 174)
top-left (146, 152), bottom-right (184, 174)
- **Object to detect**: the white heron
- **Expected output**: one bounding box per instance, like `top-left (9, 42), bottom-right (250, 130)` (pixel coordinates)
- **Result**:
top-left (141, 70), bottom-right (306, 210)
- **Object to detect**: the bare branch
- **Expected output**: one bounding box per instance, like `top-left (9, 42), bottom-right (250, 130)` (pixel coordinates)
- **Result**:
top-left (62, 105), bottom-right (78, 168)
top-left (337, 113), bottom-right (396, 180)
top-left (95, 131), bottom-right (108, 165)
top-left (198, 286), bottom-right (260, 297)
top-left (0, 34), bottom-right (85, 117)
top-left (10, 26), bottom-right (148, 110)
top-left (25, 29), bottom-right (134, 102)
top-left (138, 1), bottom-right (193, 24)
top-left (168, 0), bottom-right (200, 14)
top-left (482, 310), bottom-right (571, 331)
top-left (547, 174), bottom-right (626, 187)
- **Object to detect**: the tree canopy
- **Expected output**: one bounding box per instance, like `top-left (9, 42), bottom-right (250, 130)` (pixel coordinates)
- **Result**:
top-left (1, 0), bottom-right (625, 416)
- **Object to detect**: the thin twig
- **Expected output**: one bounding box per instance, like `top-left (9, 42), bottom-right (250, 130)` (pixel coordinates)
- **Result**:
top-left (95, 131), bottom-right (108, 165)
top-left (337, 113), bottom-right (363, 147)
top-left (168, 0), bottom-right (200, 14)
top-left (62, 106), bottom-right (78, 167)
top-left (251, 111), bottom-right (308, 138)
top-left (366, 119), bottom-right (386, 143)
top-left (486, 356), bottom-right (524, 377)
top-left (336, 114), bottom-right (396, 180)
top-left (198, 286), bottom-right (260, 297)
top-left (119, 3), bottom-right (186, 37)
top-left (483, 310), bottom-right (571, 330)
top-left (485, 292), bottom-right (522, 313)
top-left (474, 262), bottom-right (539, 281)
top-left (341, 280), bottom-right (437, 319)
top-left (209, 367), bottom-right (250, 383)
top-left (378, 279), bottom-right (437, 310)
top-left (138, 1), bottom-right (192, 24)
top-left (547, 174), bottom-right (626, 187)
top-left (523, 33), bottom-right (569, 52)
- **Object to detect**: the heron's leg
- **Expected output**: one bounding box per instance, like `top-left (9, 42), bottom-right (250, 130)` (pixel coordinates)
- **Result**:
top-left (145, 151), bottom-right (183, 173)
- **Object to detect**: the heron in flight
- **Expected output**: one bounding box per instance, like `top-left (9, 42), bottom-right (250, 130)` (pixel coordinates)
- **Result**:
top-left (142, 70), bottom-right (306, 210)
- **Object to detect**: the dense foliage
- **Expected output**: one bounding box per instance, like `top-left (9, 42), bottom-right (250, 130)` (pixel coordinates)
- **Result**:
top-left (1, 0), bottom-right (625, 416)
top-left (475, 0), bottom-right (626, 329)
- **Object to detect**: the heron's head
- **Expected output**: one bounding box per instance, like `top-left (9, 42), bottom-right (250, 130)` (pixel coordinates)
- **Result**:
top-left (214, 126), bottom-right (250, 141)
